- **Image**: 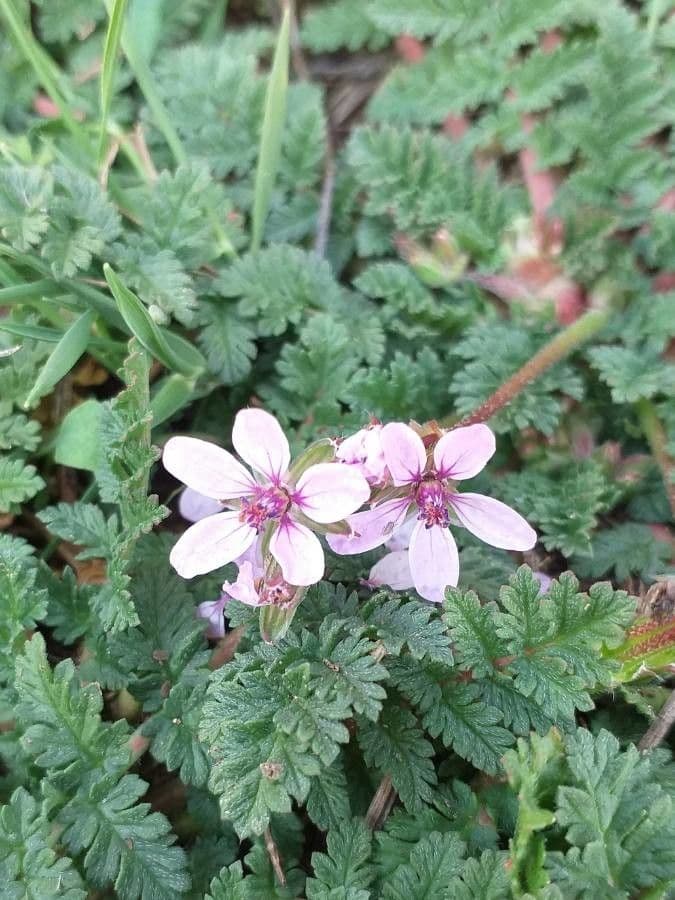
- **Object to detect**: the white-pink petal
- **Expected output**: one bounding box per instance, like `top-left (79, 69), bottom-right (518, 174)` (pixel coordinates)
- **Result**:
top-left (450, 492), bottom-right (537, 551)
top-left (408, 521), bottom-right (459, 603)
top-left (384, 515), bottom-right (416, 551)
top-left (369, 550), bottom-right (414, 590)
top-left (380, 423), bottom-right (426, 486)
top-left (169, 511), bottom-right (257, 578)
top-left (270, 518), bottom-right (325, 586)
top-left (164, 436), bottom-right (255, 500)
top-left (224, 561), bottom-right (263, 607)
top-left (336, 430), bottom-right (368, 466)
top-left (433, 424), bottom-right (496, 481)
top-left (336, 426), bottom-right (387, 484)
top-left (232, 408), bottom-right (290, 484)
top-left (179, 487), bottom-right (224, 522)
top-left (295, 463), bottom-right (370, 524)
top-left (196, 597), bottom-right (227, 638)
top-left (233, 538), bottom-right (265, 578)
top-left (326, 498), bottom-right (411, 555)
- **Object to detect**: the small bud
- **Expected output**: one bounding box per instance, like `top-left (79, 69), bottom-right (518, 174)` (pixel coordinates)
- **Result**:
top-left (148, 304), bottom-right (169, 325)
top-left (395, 234), bottom-right (468, 288)
top-left (287, 438), bottom-right (335, 481)
top-left (260, 603), bottom-right (295, 642)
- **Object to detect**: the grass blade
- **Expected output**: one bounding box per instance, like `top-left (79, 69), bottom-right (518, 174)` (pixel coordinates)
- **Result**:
top-left (121, 32), bottom-right (187, 166)
top-left (24, 310), bottom-right (94, 408)
top-left (99, 0), bottom-right (129, 166)
top-left (0, 0), bottom-right (81, 138)
top-left (103, 264), bottom-right (205, 376)
top-left (250, 6), bottom-right (290, 252)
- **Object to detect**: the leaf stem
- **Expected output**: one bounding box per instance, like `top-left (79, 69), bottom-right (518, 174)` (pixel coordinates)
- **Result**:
top-left (264, 827), bottom-right (286, 886)
top-left (365, 774), bottom-right (397, 830)
top-left (0, 0), bottom-right (83, 139)
top-left (638, 687), bottom-right (675, 750)
top-left (636, 399), bottom-right (675, 520)
top-left (442, 309), bottom-right (610, 428)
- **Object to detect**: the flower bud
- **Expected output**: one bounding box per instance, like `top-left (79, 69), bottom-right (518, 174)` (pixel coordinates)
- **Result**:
top-left (287, 438), bottom-right (335, 481)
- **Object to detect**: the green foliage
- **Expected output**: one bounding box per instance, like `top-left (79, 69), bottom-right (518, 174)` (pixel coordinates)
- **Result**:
top-left (0, 165), bottom-right (52, 252)
top-left (550, 729), bottom-right (675, 896)
top-left (498, 462), bottom-right (613, 556)
top-left (96, 341), bottom-right (168, 630)
top-left (450, 322), bottom-right (584, 436)
top-left (42, 165), bottom-right (121, 278)
top-left (58, 773), bottom-right (191, 899)
top-left (0, 0), bottom-right (670, 894)
top-left (347, 125), bottom-right (520, 265)
top-left (0, 787), bottom-right (85, 899)
top-left (358, 705), bottom-right (437, 812)
top-left (445, 568), bottom-right (635, 731)
top-left (201, 619), bottom-right (378, 836)
top-left (0, 535), bottom-right (47, 683)
top-left (39, 501), bottom-right (118, 559)
top-left (573, 522), bottom-right (672, 581)
top-left (109, 563), bottom-right (209, 710)
top-left (306, 819), bottom-right (374, 899)
top-left (14, 633), bottom-right (190, 898)
top-left (589, 346), bottom-right (675, 403)
top-left (302, 0), bottom-right (388, 52)
top-left (0, 457), bottom-right (44, 512)
top-left (382, 831), bottom-right (465, 900)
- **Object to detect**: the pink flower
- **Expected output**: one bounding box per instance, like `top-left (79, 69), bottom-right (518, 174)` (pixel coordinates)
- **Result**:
top-left (164, 409), bottom-right (370, 586)
top-left (533, 571), bottom-right (552, 595)
top-left (179, 487), bottom-right (222, 522)
top-left (368, 550), bottom-right (413, 590)
top-left (336, 423), bottom-right (387, 484)
top-left (223, 560), bottom-right (265, 607)
top-left (196, 596), bottom-right (228, 638)
top-left (368, 518), bottom-right (416, 590)
top-left (196, 557), bottom-right (267, 637)
top-left (328, 422), bottom-right (536, 603)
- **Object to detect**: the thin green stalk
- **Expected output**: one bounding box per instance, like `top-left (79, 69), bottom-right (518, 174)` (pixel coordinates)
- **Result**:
top-left (99, 0), bottom-right (130, 165)
top-left (0, 0), bottom-right (83, 139)
top-left (251, 6), bottom-right (290, 252)
top-left (646, 0), bottom-right (668, 44)
top-left (636, 399), bottom-right (675, 520)
top-left (122, 32), bottom-right (187, 166)
top-left (441, 309), bottom-right (610, 428)
top-left (0, 280), bottom-right (61, 302)
top-left (0, 243), bottom-right (125, 330)
top-left (201, 0), bottom-right (228, 41)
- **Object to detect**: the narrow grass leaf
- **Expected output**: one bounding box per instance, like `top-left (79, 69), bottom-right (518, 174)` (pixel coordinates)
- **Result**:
top-left (24, 310), bottom-right (94, 408)
top-left (104, 264), bottom-right (205, 376)
top-left (251, 6), bottom-right (290, 252)
top-left (0, 0), bottom-right (82, 138)
top-left (99, 0), bottom-right (129, 166)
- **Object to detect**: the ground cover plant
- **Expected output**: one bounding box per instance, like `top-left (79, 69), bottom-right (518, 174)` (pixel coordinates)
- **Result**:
top-left (0, 0), bottom-right (674, 897)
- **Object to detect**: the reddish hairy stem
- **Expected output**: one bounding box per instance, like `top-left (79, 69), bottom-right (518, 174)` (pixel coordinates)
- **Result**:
top-left (638, 688), bottom-right (675, 751)
top-left (636, 400), bottom-right (675, 520)
top-left (365, 774), bottom-right (397, 830)
top-left (442, 309), bottom-right (609, 428)
top-left (264, 828), bottom-right (286, 886)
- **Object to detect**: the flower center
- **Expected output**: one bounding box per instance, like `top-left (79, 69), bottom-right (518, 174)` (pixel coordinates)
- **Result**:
top-left (239, 486), bottom-right (289, 532)
top-left (260, 575), bottom-right (295, 608)
top-left (416, 480), bottom-right (449, 529)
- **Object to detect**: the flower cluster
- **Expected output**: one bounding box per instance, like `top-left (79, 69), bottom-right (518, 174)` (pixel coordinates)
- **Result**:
top-left (163, 409), bottom-right (536, 635)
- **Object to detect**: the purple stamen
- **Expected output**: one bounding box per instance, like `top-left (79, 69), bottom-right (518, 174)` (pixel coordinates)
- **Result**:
top-left (416, 480), bottom-right (450, 529)
top-left (239, 486), bottom-right (289, 532)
